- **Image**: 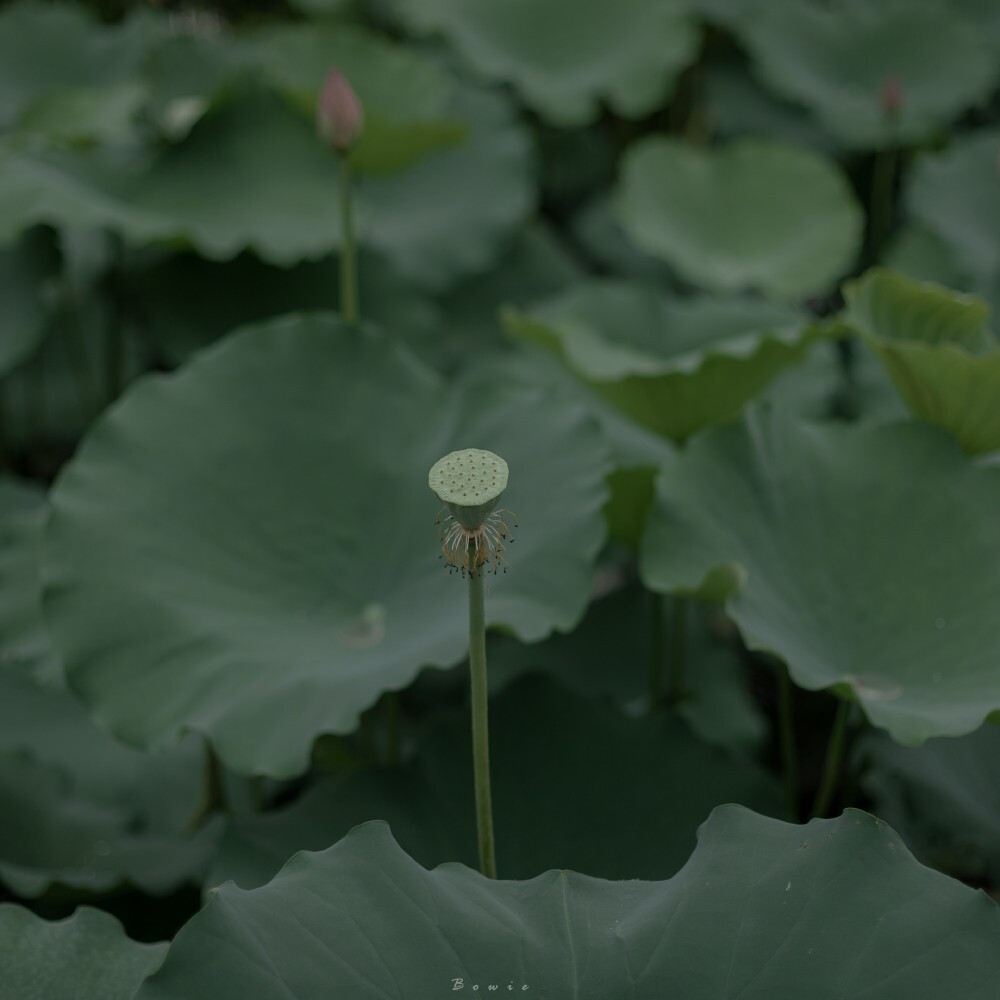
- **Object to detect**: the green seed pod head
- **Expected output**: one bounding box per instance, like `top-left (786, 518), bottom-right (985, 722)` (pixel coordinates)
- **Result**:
top-left (429, 449), bottom-right (508, 531)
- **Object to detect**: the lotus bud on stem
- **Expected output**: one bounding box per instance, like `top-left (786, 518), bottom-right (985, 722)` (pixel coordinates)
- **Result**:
top-left (429, 449), bottom-right (517, 879)
top-left (317, 67), bottom-right (364, 326)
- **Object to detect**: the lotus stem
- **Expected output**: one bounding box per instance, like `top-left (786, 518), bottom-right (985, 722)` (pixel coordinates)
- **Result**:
top-left (776, 662), bottom-right (799, 819)
top-left (429, 448), bottom-right (511, 879)
top-left (339, 156), bottom-right (359, 326)
top-left (468, 568), bottom-right (497, 878)
top-left (869, 146), bottom-right (897, 262)
top-left (810, 698), bottom-right (850, 818)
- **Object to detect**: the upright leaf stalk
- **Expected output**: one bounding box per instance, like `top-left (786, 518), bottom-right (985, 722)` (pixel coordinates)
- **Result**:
top-left (467, 568), bottom-right (496, 878)
top-left (317, 67), bottom-right (364, 326)
top-left (429, 449), bottom-right (516, 879)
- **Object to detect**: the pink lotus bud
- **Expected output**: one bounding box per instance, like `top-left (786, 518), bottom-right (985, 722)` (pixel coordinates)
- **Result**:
top-left (881, 75), bottom-right (903, 117)
top-left (317, 68), bottom-right (364, 153)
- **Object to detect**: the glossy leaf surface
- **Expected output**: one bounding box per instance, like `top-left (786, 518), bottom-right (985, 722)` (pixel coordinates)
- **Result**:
top-left (641, 407), bottom-right (1000, 744)
top-left (45, 316), bottom-right (610, 777)
top-left (739, 0), bottom-right (999, 148)
top-left (843, 268), bottom-right (1000, 453)
top-left (209, 674), bottom-right (779, 889)
top-left (398, 0), bottom-right (700, 126)
top-left (616, 138), bottom-right (862, 298)
top-left (507, 280), bottom-right (817, 440)
top-left (142, 808), bottom-right (1000, 998)
top-left (0, 905), bottom-right (165, 1000)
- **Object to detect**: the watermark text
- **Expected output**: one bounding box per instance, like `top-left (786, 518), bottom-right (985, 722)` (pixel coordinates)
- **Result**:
top-left (451, 979), bottom-right (529, 991)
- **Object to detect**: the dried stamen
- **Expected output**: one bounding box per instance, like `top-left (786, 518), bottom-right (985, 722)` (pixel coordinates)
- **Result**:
top-left (436, 508), bottom-right (517, 577)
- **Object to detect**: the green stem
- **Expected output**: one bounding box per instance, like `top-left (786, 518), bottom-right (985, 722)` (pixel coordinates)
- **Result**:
top-left (648, 591), bottom-right (665, 707)
top-left (810, 698), bottom-right (850, 819)
top-left (468, 570), bottom-right (497, 879)
top-left (187, 742), bottom-right (228, 831)
top-left (776, 663), bottom-right (799, 820)
top-left (338, 155), bottom-right (359, 326)
top-left (667, 596), bottom-right (688, 704)
top-left (869, 146), bottom-right (898, 263)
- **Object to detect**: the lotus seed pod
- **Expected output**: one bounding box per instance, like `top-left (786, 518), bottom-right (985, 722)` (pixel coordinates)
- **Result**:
top-left (317, 67), bottom-right (364, 153)
top-left (429, 449), bottom-right (508, 530)
top-left (430, 449), bottom-right (515, 576)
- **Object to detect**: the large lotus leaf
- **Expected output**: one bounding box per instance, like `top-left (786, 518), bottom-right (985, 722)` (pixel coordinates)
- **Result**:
top-left (142, 807), bottom-right (1000, 999)
top-left (44, 316), bottom-right (610, 778)
top-left (0, 669), bottom-right (222, 898)
top-left (0, 83), bottom-right (531, 288)
top-left (616, 138), bottom-right (862, 299)
top-left (843, 269), bottom-right (1000, 453)
top-left (0, 905), bottom-right (165, 1000)
top-left (844, 268), bottom-right (994, 350)
top-left (641, 406), bottom-right (1000, 745)
top-left (0, 137), bottom-right (158, 245)
top-left (359, 85), bottom-right (534, 288)
top-left (208, 674), bottom-right (778, 889)
top-left (16, 81), bottom-right (148, 148)
top-left (397, 0), bottom-right (700, 127)
top-left (0, 751), bottom-right (222, 899)
top-left (907, 129), bottom-right (1000, 286)
top-left (0, 2), bottom-right (161, 141)
top-left (860, 724), bottom-right (1000, 884)
top-left (484, 346), bottom-right (678, 549)
top-left (506, 280), bottom-right (817, 440)
top-left (738, 0), bottom-right (999, 149)
top-left (124, 248), bottom-right (441, 366)
top-left (887, 224), bottom-right (1000, 319)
